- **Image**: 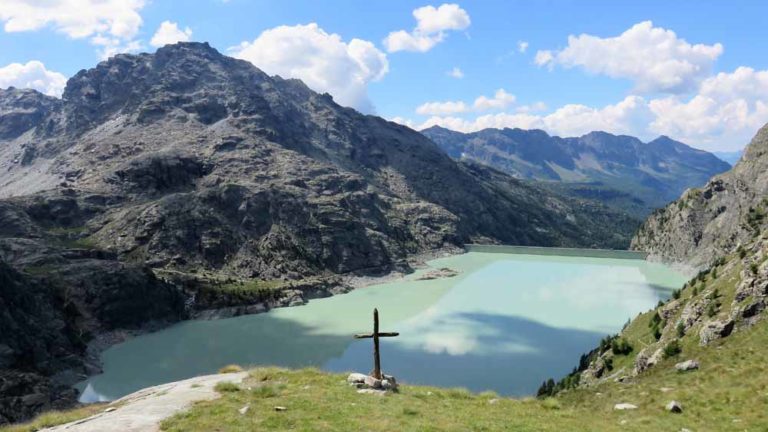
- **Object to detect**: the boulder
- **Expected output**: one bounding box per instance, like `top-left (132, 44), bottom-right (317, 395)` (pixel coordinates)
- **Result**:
top-left (666, 400), bottom-right (683, 413)
top-left (346, 373), bottom-right (367, 384)
top-left (699, 319), bottom-right (734, 345)
top-left (364, 375), bottom-right (382, 389)
top-left (675, 360), bottom-right (699, 372)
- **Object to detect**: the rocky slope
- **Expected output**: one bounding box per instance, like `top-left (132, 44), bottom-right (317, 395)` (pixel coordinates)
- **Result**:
top-left (632, 123), bottom-right (768, 270)
top-left (0, 42), bottom-right (637, 424)
top-left (422, 126), bottom-right (730, 217)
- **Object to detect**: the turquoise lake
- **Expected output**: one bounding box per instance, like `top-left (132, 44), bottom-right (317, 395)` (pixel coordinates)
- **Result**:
top-left (77, 251), bottom-right (687, 402)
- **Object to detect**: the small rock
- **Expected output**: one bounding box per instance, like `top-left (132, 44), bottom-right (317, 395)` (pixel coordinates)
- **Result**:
top-left (489, 398), bottom-right (499, 404)
top-left (238, 404), bottom-right (250, 415)
top-left (681, 428), bottom-right (692, 432)
top-left (666, 400), bottom-right (683, 413)
top-left (104, 407), bottom-right (117, 413)
top-left (364, 375), bottom-right (382, 389)
top-left (347, 373), bottom-right (367, 384)
top-left (660, 387), bottom-right (674, 393)
top-left (274, 406), bottom-right (287, 411)
top-left (613, 403), bottom-right (638, 410)
top-left (675, 360), bottom-right (700, 372)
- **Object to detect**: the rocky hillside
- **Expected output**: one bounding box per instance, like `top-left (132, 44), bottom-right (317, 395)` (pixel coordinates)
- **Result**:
top-left (422, 126), bottom-right (730, 217)
top-left (632, 123), bottom-right (768, 270)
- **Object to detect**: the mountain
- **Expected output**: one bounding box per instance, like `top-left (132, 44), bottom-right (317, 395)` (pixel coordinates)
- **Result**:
top-left (422, 126), bottom-right (731, 217)
top-left (0, 42), bottom-right (637, 423)
top-left (632, 123), bottom-right (768, 270)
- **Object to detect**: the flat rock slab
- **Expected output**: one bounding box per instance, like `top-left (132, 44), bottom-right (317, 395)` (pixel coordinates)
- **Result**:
top-left (42, 372), bottom-right (248, 432)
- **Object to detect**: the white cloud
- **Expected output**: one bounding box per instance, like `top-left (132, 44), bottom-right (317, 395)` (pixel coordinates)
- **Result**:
top-left (0, 61), bottom-right (67, 97)
top-left (416, 100), bottom-right (469, 115)
top-left (473, 88), bottom-right (516, 110)
top-left (150, 21), bottom-right (192, 47)
top-left (415, 88), bottom-right (516, 116)
top-left (230, 23), bottom-right (388, 112)
top-left (648, 67), bottom-right (768, 149)
top-left (534, 21), bottom-right (723, 94)
top-left (534, 50), bottom-right (553, 67)
top-left (0, 0), bottom-right (146, 59)
top-left (384, 3), bottom-right (470, 53)
top-left (516, 101), bottom-right (547, 113)
top-left (517, 41), bottom-right (528, 53)
top-left (447, 66), bottom-right (464, 79)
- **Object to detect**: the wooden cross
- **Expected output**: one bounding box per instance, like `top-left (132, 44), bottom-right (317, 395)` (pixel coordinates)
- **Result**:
top-left (354, 308), bottom-right (399, 379)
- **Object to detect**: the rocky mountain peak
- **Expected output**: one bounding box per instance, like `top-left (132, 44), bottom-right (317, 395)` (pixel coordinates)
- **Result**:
top-left (632, 122), bottom-right (768, 269)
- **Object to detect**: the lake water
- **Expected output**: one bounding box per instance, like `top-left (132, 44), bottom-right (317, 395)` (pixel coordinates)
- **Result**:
top-left (77, 251), bottom-right (686, 402)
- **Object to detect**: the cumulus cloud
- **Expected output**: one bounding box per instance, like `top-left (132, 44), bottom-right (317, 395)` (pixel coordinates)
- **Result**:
top-left (416, 100), bottom-right (469, 115)
top-left (0, 61), bottom-right (67, 97)
top-left (416, 88), bottom-right (516, 115)
top-left (473, 88), bottom-right (516, 110)
top-left (0, 0), bottom-right (146, 59)
top-left (648, 67), bottom-right (768, 149)
top-left (384, 3), bottom-right (470, 53)
top-left (534, 21), bottom-right (723, 94)
top-left (150, 21), bottom-right (192, 47)
top-left (230, 23), bottom-right (388, 112)
top-left (447, 67), bottom-right (464, 79)
top-left (517, 41), bottom-right (528, 53)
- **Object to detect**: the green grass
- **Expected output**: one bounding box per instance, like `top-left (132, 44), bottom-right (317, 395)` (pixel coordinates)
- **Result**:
top-left (0, 404), bottom-right (108, 432)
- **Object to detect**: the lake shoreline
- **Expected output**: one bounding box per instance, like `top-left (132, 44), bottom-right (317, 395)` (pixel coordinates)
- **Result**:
top-left (74, 245), bottom-right (466, 401)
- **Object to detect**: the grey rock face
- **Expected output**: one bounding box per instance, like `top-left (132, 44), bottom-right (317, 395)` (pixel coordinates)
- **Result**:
top-left (699, 319), bottom-right (735, 346)
top-left (632, 123), bottom-right (768, 269)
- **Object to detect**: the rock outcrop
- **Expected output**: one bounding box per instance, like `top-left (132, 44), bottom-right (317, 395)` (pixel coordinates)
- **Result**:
top-left (632, 123), bottom-right (768, 269)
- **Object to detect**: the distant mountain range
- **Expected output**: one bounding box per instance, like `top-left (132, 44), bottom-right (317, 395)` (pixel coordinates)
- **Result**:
top-left (422, 126), bottom-right (731, 217)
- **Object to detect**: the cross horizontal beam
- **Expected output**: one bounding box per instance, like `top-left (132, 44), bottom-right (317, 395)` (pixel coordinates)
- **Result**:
top-left (354, 332), bottom-right (399, 339)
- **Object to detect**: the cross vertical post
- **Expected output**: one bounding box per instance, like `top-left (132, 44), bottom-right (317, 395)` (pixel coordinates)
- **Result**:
top-left (373, 308), bottom-right (381, 379)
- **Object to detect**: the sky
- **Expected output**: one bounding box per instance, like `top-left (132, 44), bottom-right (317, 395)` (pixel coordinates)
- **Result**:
top-left (1, 0), bottom-right (767, 152)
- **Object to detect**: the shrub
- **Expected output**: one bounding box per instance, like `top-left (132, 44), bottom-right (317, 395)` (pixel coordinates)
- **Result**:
top-left (652, 326), bottom-right (662, 341)
top-left (611, 338), bottom-right (633, 355)
top-left (214, 382), bottom-right (241, 393)
top-left (672, 289), bottom-right (681, 300)
top-left (218, 364), bottom-right (244, 374)
top-left (751, 263), bottom-right (759, 275)
top-left (707, 302), bottom-right (718, 317)
top-left (663, 340), bottom-right (682, 358)
top-left (649, 312), bottom-right (662, 328)
top-left (692, 286), bottom-right (699, 296)
top-left (676, 322), bottom-right (685, 338)
top-left (739, 246), bottom-right (747, 259)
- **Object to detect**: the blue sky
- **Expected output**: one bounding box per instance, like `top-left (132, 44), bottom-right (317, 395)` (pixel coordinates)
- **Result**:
top-left (1, 0), bottom-right (767, 151)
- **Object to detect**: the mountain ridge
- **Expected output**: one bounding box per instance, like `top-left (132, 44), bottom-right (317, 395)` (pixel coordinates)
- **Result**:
top-left (421, 125), bottom-right (731, 216)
